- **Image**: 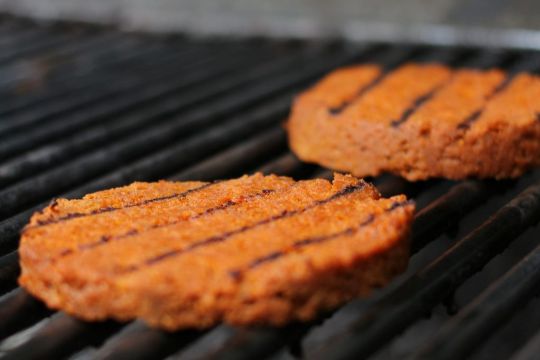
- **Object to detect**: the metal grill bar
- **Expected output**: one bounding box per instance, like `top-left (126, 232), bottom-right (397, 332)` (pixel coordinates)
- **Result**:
top-left (93, 322), bottom-right (201, 360)
top-left (0, 38), bottom-right (271, 130)
top-left (0, 50), bottom-right (281, 187)
top-left (0, 290), bottom-right (51, 341)
top-left (0, 32), bottom-right (129, 89)
top-left (0, 32), bottom-right (85, 66)
top-left (0, 53), bottom-right (213, 133)
top-left (171, 127), bottom-right (288, 181)
top-left (0, 42), bottom-right (281, 149)
top-left (0, 28), bottom-right (44, 48)
top-left (411, 181), bottom-right (496, 253)
top-left (1, 314), bottom-right (122, 360)
top-left (38, 39), bottom-right (242, 87)
top-left (413, 241), bottom-right (540, 360)
top-left (511, 328), bottom-right (540, 360)
top-left (0, 251), bottom-right (19, 294)
top-left (0, 39), bottom-right (163, 114)
top-left (256, 153), bottom-right (312, 177)
top-left (0, 35), bottom-right (216, 101)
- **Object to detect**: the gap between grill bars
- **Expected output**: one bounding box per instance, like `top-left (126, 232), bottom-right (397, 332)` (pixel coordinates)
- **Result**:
top-left (0, 16), bottom-right (539, 360)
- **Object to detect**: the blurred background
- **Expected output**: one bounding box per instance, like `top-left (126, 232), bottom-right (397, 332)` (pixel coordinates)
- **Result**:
top-left (1, 0), bottom-right (540, 47)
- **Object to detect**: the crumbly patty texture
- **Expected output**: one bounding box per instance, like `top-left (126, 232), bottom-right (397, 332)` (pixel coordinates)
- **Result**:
top-left (287, 63), bottom-right (540, 180)
top-left (19, 173), bottom-right (414, 330)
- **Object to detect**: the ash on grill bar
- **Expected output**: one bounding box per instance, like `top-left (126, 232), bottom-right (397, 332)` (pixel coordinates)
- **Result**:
top-left (1, 1), bottom-right (540, 358)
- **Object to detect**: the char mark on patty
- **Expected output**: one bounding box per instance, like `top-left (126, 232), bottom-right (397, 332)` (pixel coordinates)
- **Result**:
top-left (122, 182), bottom-right (368, 274)
top-left (29, 182), bottom-right (216, 229)
top-left (227, 200), bottom-right (412, 280)
top-left (457, 74), bottom-right (514, 130)
top-left (328, 71), bottom-right (388, 115)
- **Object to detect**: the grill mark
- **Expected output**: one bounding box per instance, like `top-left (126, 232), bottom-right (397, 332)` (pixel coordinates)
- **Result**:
top-left (123, 181), bottom-right (368, 273)
top-left (228, 200), bottom-right (412, 280)
top-left (33, 199), bottom-right (59, 219)
top-left (229, 251), bottom-right (286, 281)
top-left (457, 109), bottom-right (483, 130)
top-left (328, 72), bottom-right (387, 115)
top-left (390, 82), bottom-right (449, 128)
top-left (59, 188), bottom-right (277, 257)
top-left (28, 182), bottom-right (217, 229)
top-left (457, 74), bottom-right (514, 130)
top-left (385, 199), bottom-right (412, 211)
top-left (537, 112), bottom-right (540, 122)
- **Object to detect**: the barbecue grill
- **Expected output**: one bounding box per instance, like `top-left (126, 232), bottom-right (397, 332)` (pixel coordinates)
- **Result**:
top-left (0, 15), bottom-right (539, 360)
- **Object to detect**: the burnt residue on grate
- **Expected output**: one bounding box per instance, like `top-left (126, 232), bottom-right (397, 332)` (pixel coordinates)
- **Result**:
top-left (0, 16), bottom-right (539, 360)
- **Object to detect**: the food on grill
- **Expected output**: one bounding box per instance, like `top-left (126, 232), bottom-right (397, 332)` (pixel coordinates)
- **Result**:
top-left (19, 173), bottom-right (414, 330)
top-left (287, 63), bottom-right (540, 180)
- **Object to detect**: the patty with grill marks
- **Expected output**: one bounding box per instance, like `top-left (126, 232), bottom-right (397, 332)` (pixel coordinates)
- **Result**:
top-left (19, 173), bottom-right (414, 330)
top-left (287, 63), bottom-right (540, 180)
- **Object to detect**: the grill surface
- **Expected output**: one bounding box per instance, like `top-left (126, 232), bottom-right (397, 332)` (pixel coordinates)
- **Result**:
top-left (0, 16), bottom-right (540, 360)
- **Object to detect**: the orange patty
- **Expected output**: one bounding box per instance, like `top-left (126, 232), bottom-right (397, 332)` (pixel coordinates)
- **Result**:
top-left (19, 173), bottom-right (414, 330)
top-left (288, 63), bottom-right (540, 180)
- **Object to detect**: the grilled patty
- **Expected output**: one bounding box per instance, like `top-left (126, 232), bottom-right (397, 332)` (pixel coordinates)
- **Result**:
top-left (288, 63), bottom-right (540, 180)
top-left (19, 173), bottom-right (414, 330)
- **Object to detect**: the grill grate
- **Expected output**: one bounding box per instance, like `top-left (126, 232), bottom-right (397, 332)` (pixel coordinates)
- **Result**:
top-left (0, 16), bottom-right (539, 360)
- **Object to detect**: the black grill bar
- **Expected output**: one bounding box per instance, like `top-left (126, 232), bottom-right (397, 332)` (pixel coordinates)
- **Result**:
top-left (0, 37), bottom-right (207, 113)
top-left (200, 327), bottom-right (294, 360)
top-left (0, 40), bottom-right (161, 115)
top-left (1, 314), bottom-right (123, 360)
top-left (0, 290), bottom-right (51, 341)
top-left (310, 168), bottom-right (334, 180)
top-left (0, 251), bottom-right (19, 294)
top-left (0, 38), bottom-right (270, 132)
top-left (0, 32), bottom-right (130, 90)
top-left (93, 322), bottom-right (201, 360)
top-left (0, 39), bottom-right (284, 157)
top-left (24, 36), bottom-right (207, 82)
top-left (0, 32), bottom-right (86, 66)
top-left (314, 181), bottom-right (540, 360)
top-left (511, 328), bottom-right (540, 360)
top-left (411, 180), bottom-right (498, 253)
top-left (462, 49), bottom-right (517, 69)
top-left (0, 51), bottom-right (282, 187)
top-left (412, 241), bottom-right (540, 360)
top-left (256, 153), bottom-right (319, 179)
top-left (171, 127), bottom-right (288, 181)
top-left (372, 176), bottom-right (413, 197)
top-left (0, 42), bottom-right (282, 150)
top-left (0, 55), bottom-right (200, 133)
top-left (0, 39), bottom-right (273, 120)
top-left (0, 216), bottom-right (27, 254)
top-left (0, 28), bottom-right (43, 47)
